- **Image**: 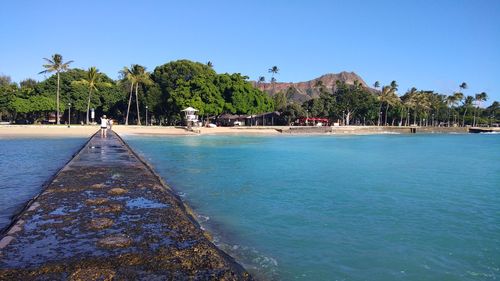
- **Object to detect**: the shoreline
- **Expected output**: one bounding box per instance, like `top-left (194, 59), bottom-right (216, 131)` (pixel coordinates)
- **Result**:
top-left (0, 124), bottom-right (486, 138)
top-left (0, 125), bottom-right (98, 138)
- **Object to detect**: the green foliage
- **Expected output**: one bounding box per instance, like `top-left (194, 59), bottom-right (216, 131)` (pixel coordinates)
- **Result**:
top-left (0, 77), bottom-right (19, 120)
top-left (282, 103), bottom-right (304, 125)
top-left (334, 81), bottom-right (378, 124)
top-left (37, 68), bottom-right (87, 103)
top-left (273, 91), bottom-right (287, 111)
top-left (216, 73), bottom-right (273, 114)
top-left (11, 95), bottom-right (56, 114)
top-left (1, 59), bottom-right (498, 127)
top-left (152, 60), bottom-right (274, 123)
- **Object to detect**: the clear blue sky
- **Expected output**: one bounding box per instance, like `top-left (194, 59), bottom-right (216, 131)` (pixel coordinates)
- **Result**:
top-left (1, 0), bottom-right (499, 103)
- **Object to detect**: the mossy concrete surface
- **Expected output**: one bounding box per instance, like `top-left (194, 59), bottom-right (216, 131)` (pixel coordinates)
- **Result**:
top-left (0, 131), bottom-right (252, 280)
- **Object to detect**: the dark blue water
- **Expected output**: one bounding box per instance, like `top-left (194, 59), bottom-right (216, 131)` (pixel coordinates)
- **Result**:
top-left (0, 138), bottom-right (86, 230)
top-left (125, 134), bottom-right (500, 281)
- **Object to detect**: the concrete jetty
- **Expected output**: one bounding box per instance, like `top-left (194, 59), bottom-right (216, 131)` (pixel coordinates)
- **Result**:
top-left (469, 127), bottom-right (500, 133)
top-left (277, 125), bottom-right (469, 134)
top-left (0, 131), bottom-right (251, 280)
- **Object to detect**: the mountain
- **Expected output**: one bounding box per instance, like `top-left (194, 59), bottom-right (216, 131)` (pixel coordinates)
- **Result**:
top-left (253, 71), bottom-right (374, 103)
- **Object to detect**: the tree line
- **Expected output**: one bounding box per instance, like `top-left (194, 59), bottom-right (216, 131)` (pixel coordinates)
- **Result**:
top-left (0, 54), bottom-right (498, 126)
top-left (0, 56), bottom-right (274, 125)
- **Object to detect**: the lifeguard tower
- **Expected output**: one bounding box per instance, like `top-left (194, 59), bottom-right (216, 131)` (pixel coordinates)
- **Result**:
top-left (181, 107), bottom-right (199, 129)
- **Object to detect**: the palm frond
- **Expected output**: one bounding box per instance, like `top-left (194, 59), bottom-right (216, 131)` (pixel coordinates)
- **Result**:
top-left (43, 58), bottom-right (54, 64)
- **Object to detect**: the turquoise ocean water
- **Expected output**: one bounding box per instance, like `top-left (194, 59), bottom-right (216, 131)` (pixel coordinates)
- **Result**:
top-left (125, 134), bottom-right (500, 281)
top-left (0, 138), bottom-right (86, 230)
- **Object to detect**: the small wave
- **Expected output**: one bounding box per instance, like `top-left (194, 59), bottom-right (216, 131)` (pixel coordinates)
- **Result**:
top-left (197, 214), bottom-right (210, 223)
top-left (379, 131), bottom-right (401, 134)
top-left (177, 191), bottom-right (187, 198)
top-left (216, 242), bottom-right (279, 280)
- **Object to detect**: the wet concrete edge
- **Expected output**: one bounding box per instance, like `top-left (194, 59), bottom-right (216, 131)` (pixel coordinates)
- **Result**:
top-left (113, 132), bottom-right (251, 276)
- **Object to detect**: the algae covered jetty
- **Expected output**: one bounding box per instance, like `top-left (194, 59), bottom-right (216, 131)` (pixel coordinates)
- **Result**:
top-left (0, 131), bottom-right (252, 280)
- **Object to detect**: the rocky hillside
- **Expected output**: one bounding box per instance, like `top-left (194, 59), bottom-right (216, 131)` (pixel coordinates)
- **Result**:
top-left (253, 71), bottom-right (374, 103)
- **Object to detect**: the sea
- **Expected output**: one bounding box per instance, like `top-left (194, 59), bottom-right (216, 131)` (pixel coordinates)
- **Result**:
top-left (124, 134), bottom-right (500, 281)
top-left (0, 134), bottom-right (498, 280)
top-left (0, 137), bottom-right (87, 230)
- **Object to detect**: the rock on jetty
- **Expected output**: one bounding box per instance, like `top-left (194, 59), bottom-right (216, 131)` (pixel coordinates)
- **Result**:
top-left (0, 131), bottom-right (252, 280)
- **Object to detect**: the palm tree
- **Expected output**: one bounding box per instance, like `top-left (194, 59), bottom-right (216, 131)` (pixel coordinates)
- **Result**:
top-left (390, 80), bottom-right (398, 91)
top-left (453, 92), bottom-right (464, 125)
top-left (270, 77), bottom-right (277, 91)
top-left (445, 95), bottom-right (456, 127)
top-left (120, 66), bottom-right (137, 125)
top-left (39, 54), bottom-right (73, 124)
top-left (379, 85), bottom-right (398, 125)
top-left (459, 82), bottom-right (468, 91)
top-left (133, 65), bottom-right (152, 125)
top-left (473, 92), bottom-right (488, 126)
top-left (257, 76), bottom-right (266, 91)
top-left (462, 96), bottom-right (474, 126)
top-left (436, 94), bottom-right (447, 125)
top-left (415, 92), bottom-right (431, 126)
top-left (73, 67), bottom-right (102, 124)
top-left (402, 88), bottom-right (418, 126)
top-left (268, 66), bottom-right (279, 93)
top-left (373, 81), bottom-right (380, 89)
top-left (403, 95), bottom-right (415, 126)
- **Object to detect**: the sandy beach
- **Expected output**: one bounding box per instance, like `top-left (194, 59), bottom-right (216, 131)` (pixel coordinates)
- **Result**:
top-left (0, 125), bottom-right (281, 138)
top-left (0, 125), bottom-right (99, 138)
top-left (1, 124), bottom-right (475, 138)
top-left (114, 125), bottom-right (281, 136)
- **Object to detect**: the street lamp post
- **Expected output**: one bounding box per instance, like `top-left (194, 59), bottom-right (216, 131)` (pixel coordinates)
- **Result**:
top-left (67, 103), bottom-right (71, 128)
top-left (145, 106), bottom-right (148, 126)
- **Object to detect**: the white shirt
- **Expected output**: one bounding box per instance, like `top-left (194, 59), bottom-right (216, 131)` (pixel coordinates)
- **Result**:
top-left (101, 118), bottom-right (108, 128)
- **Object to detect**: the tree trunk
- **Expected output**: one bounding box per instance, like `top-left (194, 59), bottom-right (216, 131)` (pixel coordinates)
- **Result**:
top-left (448, 108), bottom-right (451, 127)
top-left (378, 103), bottom-right (383, 126)
top-left (86, 88), bottom-right (92, 125)
top-left (462, 107), bottom-right (468, 127)
top-left (125, 83), bottom-right (133, 125)
top-left (135, 83), bottom-right (141, 125)
top-left (56, 72), bottom-right (60, 124)
top-left (473, 107), bottom-right (477, 127)
top-left (435, 108), bottom-right (439, 126)
top-left (346, 111), bottom-right (351, 125)
top-left (384, 104), bottom-right (389, 126)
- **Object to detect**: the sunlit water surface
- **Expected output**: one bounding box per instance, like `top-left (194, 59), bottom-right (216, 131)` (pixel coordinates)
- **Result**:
top-left (125, 134), bottom-right (500, 281)
top-left (0, 137), bottom-right (86, 230)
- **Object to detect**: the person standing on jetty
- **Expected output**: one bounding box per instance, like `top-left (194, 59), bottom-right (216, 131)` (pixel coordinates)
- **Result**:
top-left (100, 115), bottom-right (108, 138)
top-left (108, 117), bottom-right (113, 131)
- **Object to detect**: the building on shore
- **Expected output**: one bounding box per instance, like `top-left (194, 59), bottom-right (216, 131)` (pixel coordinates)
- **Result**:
top-left (296, 117), bottom-right (330, 126)
top-left (217, 112), bottom-right (282, 126)
top-left (181, 107), bottom-right (199, 128)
